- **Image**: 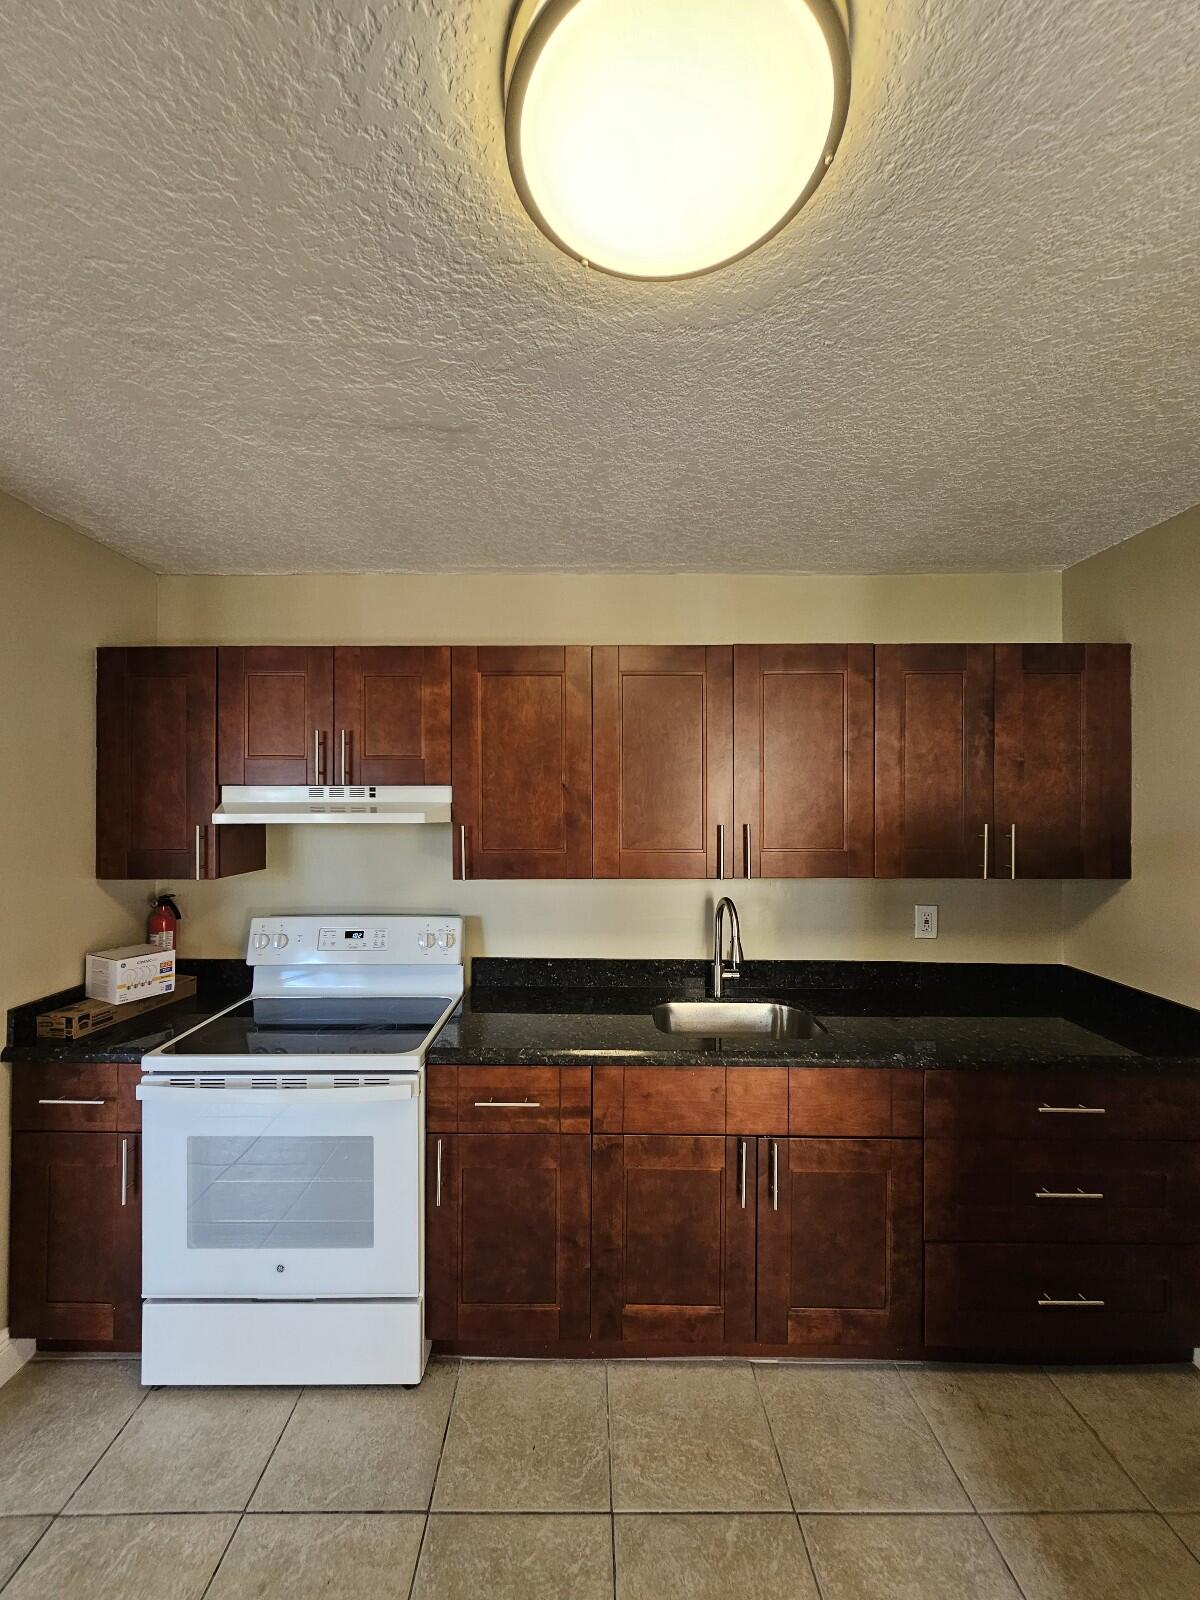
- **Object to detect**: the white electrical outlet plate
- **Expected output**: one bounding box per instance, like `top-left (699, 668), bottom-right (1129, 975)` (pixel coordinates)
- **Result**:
top-left (914, 905), bottom-right (938, 939)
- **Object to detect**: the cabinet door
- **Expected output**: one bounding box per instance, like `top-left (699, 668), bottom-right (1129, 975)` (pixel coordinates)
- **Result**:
top-left (875, 645), bottom-right (994, 877)
top-left (218, 647), bottom-right (334, 785)
top-left (594, 646), bottom-right (733, 878)
top-left (994, 644), bottom-right (1130, 879)
top-left (756, 1138), bottom-right (921, 1354)
top-left (734, 645), bottom-right (874, 878)
top-left (332, 647), bottom-right (450, 786)
top-left (591, 1135), bottom-right (755, 1344)
top-left (97, 648), bottom-right (264, 880)
top-left (10, 1132), bottom-right (141, 1349)
top-left (425, 1133), bottom-right (589, 1342)
top-left (451, 647), bottom-right (592, 879)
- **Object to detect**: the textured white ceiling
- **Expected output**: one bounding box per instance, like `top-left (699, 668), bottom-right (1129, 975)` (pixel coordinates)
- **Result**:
top-left (1, 0), bottom-right (1197, 574)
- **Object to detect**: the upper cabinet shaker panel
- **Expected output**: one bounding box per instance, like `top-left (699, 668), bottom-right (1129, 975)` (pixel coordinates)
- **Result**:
top-left (332, 646), bottom-right (450, 786)
top-left (218, 647), bottom-right (334, 785)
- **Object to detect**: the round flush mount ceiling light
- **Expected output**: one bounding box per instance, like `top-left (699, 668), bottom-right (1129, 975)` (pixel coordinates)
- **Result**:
top-left (503, 0), bottom-right (850, 281)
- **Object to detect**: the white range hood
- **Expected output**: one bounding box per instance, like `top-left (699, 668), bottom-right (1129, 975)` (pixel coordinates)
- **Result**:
top-left (212, 785), bottom-right (452, 826)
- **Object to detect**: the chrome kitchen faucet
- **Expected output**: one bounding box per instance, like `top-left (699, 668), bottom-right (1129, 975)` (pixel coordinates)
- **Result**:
top-left (712, 896), bottom-right (744, 999)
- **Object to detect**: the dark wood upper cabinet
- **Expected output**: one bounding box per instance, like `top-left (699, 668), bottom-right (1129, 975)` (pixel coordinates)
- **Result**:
top-left (332, 647), bottom-right (450, 787)
top-left (97, 647), bottom-right (264, 880)
top-left (591, 1133), bottom-right (755, 1344)
top-left (451, 646), bottom-right (592, 879)
top-left (425, 1132), bottom-right (589, 1343)
top-left (994, 644), bottom-right (1131, 879)
top-left (218, 647), bottom-right (334, 786)
top-left (734, 645), bottom-right (874, 879)
top-left (593, 646), bottom-right (733, 879)
top-left (756, 1136), bottom-right (922, 1354)
top-left (874, 644), bottom-right (996, 878)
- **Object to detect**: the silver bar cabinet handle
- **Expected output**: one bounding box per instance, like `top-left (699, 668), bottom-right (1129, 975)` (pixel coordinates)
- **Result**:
top-left (770, 1140), bottom-right (780, 1211)
top-left (716, 824), bottom-right (725, 880)
top-left (459, 824), bottom-right (469, 880)
top-left (738, 1139), bottom-right (747, 1209)
top-left (1038, 1293), bottom-right (1106, 1309)
top-left (743, 823), bottom-right (752, 879)
top-left (1036, 1188), bottom-right (1104, 1201)
top-left (474, 1099), bottom-right (541, 1109)
top-left (340, 729), bottom-right (348, 784)
top-left (1038, 1104), bottom-right (1107, 1116)
top-left (1010, 822), bottom-right (1017, 880)
top-left (194, 824), bottom-right (203, 881)
top-left (39, 1097), bottom-right (105, 1107)
top-left (434, 1139), bottom-right (443, 1208)
top-left (120, 1137), bottom-right (128, 1207)
top-left (981, 822), bottom-right (989, 880)
top-left (313, 728), bottom-right (323, 784)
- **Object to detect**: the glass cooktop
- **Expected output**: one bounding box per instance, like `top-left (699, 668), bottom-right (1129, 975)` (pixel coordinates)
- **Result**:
top-left (154, 996), bottom-right (452, 1058)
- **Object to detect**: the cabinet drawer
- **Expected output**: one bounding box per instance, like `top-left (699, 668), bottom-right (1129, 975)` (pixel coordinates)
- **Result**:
top-left (13, 1064), bottom-right (121, 1131)
top-left (925, 1071), bottom-right (1200, 1141)
top-left (456, 1069), bottom-right (562, 1132)
top-left (925, 1242), bottom-right (1200, 1355)
top-left (925, 1138), bottom-right (1200, 1244)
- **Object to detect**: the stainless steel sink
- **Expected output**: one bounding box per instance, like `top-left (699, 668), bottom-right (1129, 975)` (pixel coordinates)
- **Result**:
top-left (652, 1000), bottom-right (822, 1039)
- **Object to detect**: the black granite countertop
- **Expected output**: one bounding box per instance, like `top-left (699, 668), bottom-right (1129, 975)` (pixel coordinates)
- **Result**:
top-left (3, 959), bottom-right (250, 1064)
top-left (425, 959), bottom-right (1200, 1071)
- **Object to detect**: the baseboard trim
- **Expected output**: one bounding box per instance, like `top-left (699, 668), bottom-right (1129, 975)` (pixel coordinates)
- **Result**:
top-left (0, 1329), bottom-right (35, 1388)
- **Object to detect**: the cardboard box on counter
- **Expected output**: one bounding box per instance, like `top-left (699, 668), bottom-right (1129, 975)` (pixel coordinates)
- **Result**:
top-left (85, 943), bottom-right (177, 1005)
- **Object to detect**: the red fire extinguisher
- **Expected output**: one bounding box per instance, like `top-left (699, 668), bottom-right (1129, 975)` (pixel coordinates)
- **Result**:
top-left (148, 893), bottom-right (182, 951)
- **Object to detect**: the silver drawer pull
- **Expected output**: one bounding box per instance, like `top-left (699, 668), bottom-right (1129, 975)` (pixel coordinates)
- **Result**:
top-left (1036, 1188), bottom-right (1104, 1201)
top-left (474, 1099), bottom-right (541, 1109)
top-left (435, 1138), bottom-right (443, 1208)
top-left (38, 1097), bottom-right (106, 1106)
top-left (738, 1139), bottom-right (747, 1209)
top-left (1038, 1104), bottom-right (1107, 1115)
top-left (120, 1138), bottom-right (129, 1207)
top-left (1038, 1293), bottom-right (1106, 1309)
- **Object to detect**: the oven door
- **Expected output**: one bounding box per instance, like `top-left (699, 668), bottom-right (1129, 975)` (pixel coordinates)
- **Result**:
top-left (137, 1076), bottom-right (421, 1299)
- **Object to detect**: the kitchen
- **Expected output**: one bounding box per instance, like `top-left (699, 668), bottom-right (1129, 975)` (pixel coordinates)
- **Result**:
top-left (2, 1), bottom-right (1199, 1597)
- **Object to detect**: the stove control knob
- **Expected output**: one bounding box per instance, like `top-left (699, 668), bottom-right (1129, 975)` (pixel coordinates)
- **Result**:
top-left (273, 932), bottom-right (289, 949)
top-left (253, 932), bottom-right (271, 951)
top-left (439, 928), bottom-right (456, 950)
top-left (417, 930), bottom-right (435, 951)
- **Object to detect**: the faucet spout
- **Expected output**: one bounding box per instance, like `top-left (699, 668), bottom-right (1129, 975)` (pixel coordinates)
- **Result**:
top-left (712, 897), bottom-right (744, 1000)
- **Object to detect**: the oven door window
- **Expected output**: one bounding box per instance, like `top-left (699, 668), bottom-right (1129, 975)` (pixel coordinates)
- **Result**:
top-left (187, 1135), bottom-right (373, 1249)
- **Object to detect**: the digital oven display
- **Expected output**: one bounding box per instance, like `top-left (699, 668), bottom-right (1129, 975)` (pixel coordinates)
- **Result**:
top-left (344, 930), bottom-right (365, 941)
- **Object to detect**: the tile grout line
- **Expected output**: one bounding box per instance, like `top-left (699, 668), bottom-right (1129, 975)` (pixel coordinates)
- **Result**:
top-left (199, 1382), bottom-right (305, 1599)
top-left (891, 1360), bottom-right (979, 1516)
top-left (404, 1358), bottom-right (462, 1600)
top-left (1040, 1366), bottom-right (1153, 1511)
top-left (55, 1366), bottom-right (156, 1516)
top-left (0, 1517), bottom-right (56, 1597)
top-left (750, 1360), bottom-right (828, 1598)
top-left (605, 1361), bottom-right (616, 1600)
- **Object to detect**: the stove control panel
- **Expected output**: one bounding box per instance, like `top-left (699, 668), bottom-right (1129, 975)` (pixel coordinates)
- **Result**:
top-left (246, 915), bottom-right (464, 965)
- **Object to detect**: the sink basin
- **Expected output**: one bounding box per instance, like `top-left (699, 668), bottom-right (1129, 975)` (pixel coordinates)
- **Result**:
top-left (652, 1000), bottom-right (822, 1039)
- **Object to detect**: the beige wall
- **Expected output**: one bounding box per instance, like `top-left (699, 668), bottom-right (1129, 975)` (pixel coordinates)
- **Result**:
top-left (156, 569), bottom-right (1065, 965)
top-left (1063, 507), bottom-right (1200, 1009)
top-left (0, 492), bottom-right (158, 1324)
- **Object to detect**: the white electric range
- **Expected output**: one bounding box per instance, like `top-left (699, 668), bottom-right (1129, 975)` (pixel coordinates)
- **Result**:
top-left (137, 914), bottom-right (463, 1386)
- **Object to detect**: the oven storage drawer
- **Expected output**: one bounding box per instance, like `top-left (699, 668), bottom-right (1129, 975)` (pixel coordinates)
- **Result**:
top-left (925, 1071), bottom-right (1200, 1141)
top-left (925, 1242), bottom-right (1200, 1354)
top-left (925, 1138), bottom-right (1200, 1244)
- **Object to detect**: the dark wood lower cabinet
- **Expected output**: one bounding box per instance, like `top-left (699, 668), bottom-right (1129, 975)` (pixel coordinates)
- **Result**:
top-left (591, 1134), bottom-right (755, 1344)
top-left (424, 1132), bottom-right (589, 1343)
top-left (756, 1138), bottom-right (923, 1354)
top-left (9, 1132), bottom-right (141, 1350)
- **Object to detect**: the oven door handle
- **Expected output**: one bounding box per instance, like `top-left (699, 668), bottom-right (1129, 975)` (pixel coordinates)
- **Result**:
top-left (136, 1081), bottom-right (420, 1105)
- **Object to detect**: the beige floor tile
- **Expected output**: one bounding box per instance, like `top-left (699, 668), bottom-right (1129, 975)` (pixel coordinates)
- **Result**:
top-left (987, 1512), bottom-right (1200, 1600)
top-left (756, 1364), bottom-right (969, 1512)
top-left (1167, 1513), bottom-right (1200, 1559)
top-left (65, 1386), bottom-right (298, 1513)
top-left (413, 1513), bottom-right (612, 1600)
top-left (1049, 1366), bottom-right (1200, 1511)
top-left (801, 1513), bottom-right (1021, 1600)
top-left (251, 1363), bottom-right (456, 1511)
top-left (0, 1360), bottom-right (146, 1514)
top-left (433, 1361), bottom-right (609, 1511)
top-left (615, 1513), bottom-right (817, 1600)
top-left (2, 1513), bottom-right (237, 1600)
top-left (206, 1512), bottom-right (425, 1599)
top-left (609, 1362), bottom-right (790, 1513)
top-left (903, 1368), bottom-right (1145, 1512)
top-left (0, 1516), bottom-right (51, 1587)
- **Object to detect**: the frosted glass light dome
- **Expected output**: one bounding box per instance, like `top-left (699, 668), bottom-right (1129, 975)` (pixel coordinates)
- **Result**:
top-left (503, 0), bottom-right (850, 281)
